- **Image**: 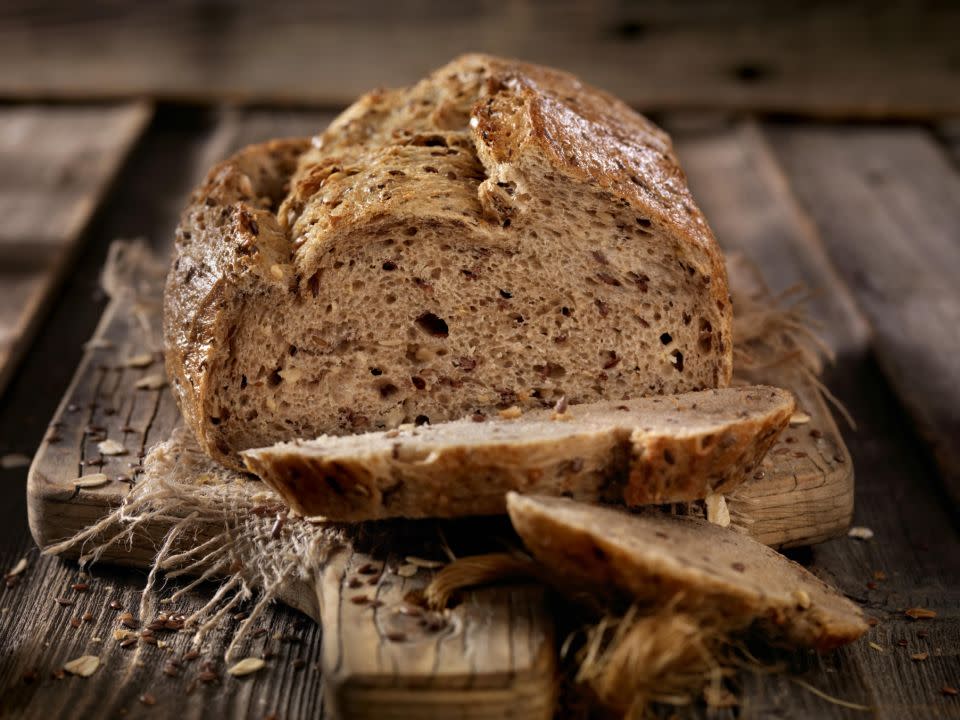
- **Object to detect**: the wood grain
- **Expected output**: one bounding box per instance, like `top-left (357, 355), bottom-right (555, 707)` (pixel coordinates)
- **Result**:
top-left (767, 124), bottom-right (960, 507)
top-left (315, 535), bottom-right (555, 719)
top-left (0, 103), bottom-right (151, 396)
top-left (0, 2), bottom-right (958, 118)
top-left (672, 119), bottom-right (872, 356)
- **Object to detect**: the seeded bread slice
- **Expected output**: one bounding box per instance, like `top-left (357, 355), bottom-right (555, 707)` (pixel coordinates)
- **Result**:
top-left (506, 493), bottom-right (867, 651)
top-left (165, 54), bottom-right (733, 471)
top-left (241, 386), bottom-right (793, 520)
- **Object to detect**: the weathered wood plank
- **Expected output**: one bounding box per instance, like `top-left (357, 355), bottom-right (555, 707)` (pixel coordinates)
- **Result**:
top-left (672, 119), bottom-right (871, 355)
top-left (0, 530), bottom-right (326, 720)
top-left (0, 108), bottom-right (337, 720)
top-left (767, 124), bottom-right (960, 507)
top-left (0, 103), bottom-right (152, 396)
top-left (0, 2), bottom-right (957, 118)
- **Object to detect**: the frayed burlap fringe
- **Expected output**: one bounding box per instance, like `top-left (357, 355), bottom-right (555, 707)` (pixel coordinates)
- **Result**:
top-left (47, 241), bottom-right (844, 710)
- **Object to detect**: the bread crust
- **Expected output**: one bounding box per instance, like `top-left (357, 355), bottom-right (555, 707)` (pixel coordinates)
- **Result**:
top-left (241, 387), bottom-right (793, 520)
top-left (506, 494), bottom-right (868, 651)
top-left (165, 55), bottom-right (733, 468)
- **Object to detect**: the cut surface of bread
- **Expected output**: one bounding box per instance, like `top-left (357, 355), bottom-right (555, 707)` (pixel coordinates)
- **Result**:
top-left (165, 54), bottom-right (733, 470)
top-left (241, 386), bottom-right (793, 520)
top-left (506, 494), bottom-right (868, 651)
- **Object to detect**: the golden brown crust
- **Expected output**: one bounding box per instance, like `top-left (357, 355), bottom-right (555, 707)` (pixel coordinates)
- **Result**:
top-left (164, 139), bottom-right (309, 467)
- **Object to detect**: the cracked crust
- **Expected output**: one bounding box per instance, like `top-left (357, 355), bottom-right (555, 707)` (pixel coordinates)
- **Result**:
top-left (164, 54), bottom-right (733, 470)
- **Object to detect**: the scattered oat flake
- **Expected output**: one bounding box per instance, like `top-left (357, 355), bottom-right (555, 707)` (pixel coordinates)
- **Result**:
top-left (228, 657), bottom-right (265, 676)
top-left (74, 473), bottom-right (110, 489)
top-left (498, 406), bottom-right (522, 419)
top-left (905, 608), bottom-right (937, 620)
top-left (869, 642), bottom-right (884, 652)
top-left (0, 453), bottom-right (31, 469)
top-left (63, 655), bottom-right (100, 677)
top-left (789, 411), bottom-right (811, 425)
top-left (848, 526), bottom-right (874, 541)
top-left (125, 353), bottom-right (154, 369)
top-left (911, 652), bottom-right (929, 661)
top-left (396, 564), bottom-right (419, 578)
top-left (6, 557), bottom-right (28, 578)
top-left (97, 439), bottom-right (127, 456)
top-left (404, 556), bottom-right (445, 569)
top-left (135, 374), bottom-right (167, 390)
top-left (139, 692), bottom-right (157, 706)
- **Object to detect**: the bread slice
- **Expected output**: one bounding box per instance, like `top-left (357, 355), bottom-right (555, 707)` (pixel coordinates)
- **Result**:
top-left (241, 386), bottom-right (793, 520)
top-left (165, 54), bottom-right (733, 470)
top-left (506, 494), bottom-right (867, 651)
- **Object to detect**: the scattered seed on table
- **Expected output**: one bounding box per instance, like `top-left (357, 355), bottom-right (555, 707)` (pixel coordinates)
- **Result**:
top-left (227, 657), bottom-right (265, 677)
top-left (63, 655), bottom-right (100, 677)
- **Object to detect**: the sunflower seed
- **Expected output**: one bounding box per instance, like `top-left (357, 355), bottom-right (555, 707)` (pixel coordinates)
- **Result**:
top-left (227, 657), bottom-right (265, 676)
top-left (135, 374), bottom-right (167, 390)
top-left (396, 564), bottom-right (419, 578)
top-left (63, 655), bottom-right (100, 677)
top-left (5, 557), bottom-right (28, 578)
top-left (847, 526), bottom-right (874, 541)
top-left (125, 353), bottom-right (155, 369)
top-left (97, 439), bottom-right (127, 456)
top-left (0, 453), bottom-right (31, 469)
top-left (75, 474), bottom-right (110, 489)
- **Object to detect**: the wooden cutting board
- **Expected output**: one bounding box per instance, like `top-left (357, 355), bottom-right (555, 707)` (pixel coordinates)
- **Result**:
top-left (26, 250), bottom-right (852, 719)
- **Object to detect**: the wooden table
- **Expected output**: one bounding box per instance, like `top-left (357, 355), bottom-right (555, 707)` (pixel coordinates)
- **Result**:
top-left (1, 3), bottom-right (959, 718)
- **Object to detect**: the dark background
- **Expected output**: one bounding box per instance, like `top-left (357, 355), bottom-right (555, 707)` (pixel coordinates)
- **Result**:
top-left (0, 2), bottom-right (959, 718)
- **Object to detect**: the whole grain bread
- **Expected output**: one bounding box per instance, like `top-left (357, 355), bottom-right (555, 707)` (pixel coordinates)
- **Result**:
top-left (241, 386), bottom-right (793, 520)
top-left (506, 493), bottom-right (867, 651)
top-left (165, 54), bottom-right (733, 470)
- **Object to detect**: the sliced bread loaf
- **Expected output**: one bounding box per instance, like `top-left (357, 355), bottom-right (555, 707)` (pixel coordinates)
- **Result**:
top-left (165, 54), bottom-right (733, 470)
top-left (241, 386), bottom-right (793, 520)
top-left (506, 493), bottom-right (868, 650)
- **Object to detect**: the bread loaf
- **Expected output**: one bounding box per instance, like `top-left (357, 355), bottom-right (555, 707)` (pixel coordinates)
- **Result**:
top-left (241, 386), bottom-right (793, 520)
top-left (165, 54), bottom-right (733, 470)
top-left (506, 494), bottom-right (867, 650)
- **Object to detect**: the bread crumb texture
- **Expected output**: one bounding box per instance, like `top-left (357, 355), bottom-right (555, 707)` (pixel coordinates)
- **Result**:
top-left (164, 54), bottom-right (733, 468)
